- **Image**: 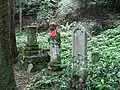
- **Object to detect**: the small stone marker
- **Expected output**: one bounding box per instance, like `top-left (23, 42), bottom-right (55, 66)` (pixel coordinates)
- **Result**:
top-left (27, 25), bottom-right (38, 46)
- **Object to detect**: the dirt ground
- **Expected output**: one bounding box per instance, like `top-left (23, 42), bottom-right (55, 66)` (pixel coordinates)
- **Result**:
top-left (13, 64), bottom-right (36, 90)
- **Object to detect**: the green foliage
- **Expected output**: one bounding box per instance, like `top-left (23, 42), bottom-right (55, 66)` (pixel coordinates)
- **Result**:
top-left (15, 0), bottom-right (58, 19)
top-left (58, 0), bottom-right (83, 23)
top-left (37, 32), bottom-right (50, 49)
top-left (36, 0), bottom-right (58, 19)
top-left (87, 0), bottom-right (120, 12)
top-left (24, 30), bottom-right (73, 90)
top-left (89, 23), bottom-right (103, 36)
top-left (87, 0), bottom-right (107, 8)
top-left (24, 67), bottom-right (74, 90)
top-left (86, 25), bottom-right (120, 90)
top-left (16, 25), bottom-right (120, 90)
top-left (60, 22), bottom-right (75, 31)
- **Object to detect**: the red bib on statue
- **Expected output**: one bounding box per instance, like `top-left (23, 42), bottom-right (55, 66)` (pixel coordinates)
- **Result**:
top-left (50, 29), bottom-right (57, 37)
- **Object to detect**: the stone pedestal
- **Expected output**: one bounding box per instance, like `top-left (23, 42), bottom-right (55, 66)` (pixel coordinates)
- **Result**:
top-left (48, 37), bottom-right (62, 71)
top-left (22, 25), bottom-right (50, 72)
top-left (24, 55), bottom-right (50, 72)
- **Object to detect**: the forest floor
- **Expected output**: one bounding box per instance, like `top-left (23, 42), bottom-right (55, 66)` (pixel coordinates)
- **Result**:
top-left (13, 64), bottom-right (36, 90)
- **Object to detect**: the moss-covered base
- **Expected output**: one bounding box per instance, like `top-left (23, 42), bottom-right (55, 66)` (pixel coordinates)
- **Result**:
top-left (48, 60), bottom-right (63, 71)
top-left (19, 55), bottom-right (50, 72)
top-left (31, 62), bottom-right (49, 72)
top-left (24, 50), bottom-right (39, 56)
top-left (24, 43), bottom-right (39, 56)
top-left (26, 43), bottom-right (39, 47)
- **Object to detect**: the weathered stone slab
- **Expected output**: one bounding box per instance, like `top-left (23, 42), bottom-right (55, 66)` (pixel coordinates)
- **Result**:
top-left (72, 23), bottom-right (87, 67)
top-left (72, 23), bottom-right (87, 89)
top-left (50, 39), bottom-right (60, 61)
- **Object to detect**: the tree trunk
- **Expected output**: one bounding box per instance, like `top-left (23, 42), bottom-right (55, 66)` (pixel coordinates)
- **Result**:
top-left (19, 0), bottom-right (22, 31)
top-left (10, 0), bottom-right (18, 63)
top-left (0, 0), bottom-right (17, 89)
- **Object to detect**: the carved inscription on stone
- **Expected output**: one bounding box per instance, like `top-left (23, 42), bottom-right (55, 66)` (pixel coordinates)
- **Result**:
top-left (72, 27), bottom-right (87, 60)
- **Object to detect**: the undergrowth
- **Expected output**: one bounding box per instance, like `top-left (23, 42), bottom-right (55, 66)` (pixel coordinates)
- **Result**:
top-left (16, 25), bottom-right (120, 90)
top-left (86, 25), bottom-right (120, 90)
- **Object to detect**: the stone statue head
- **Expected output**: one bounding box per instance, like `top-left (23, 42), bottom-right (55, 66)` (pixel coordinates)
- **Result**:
top-left (49, 19), bottom-right (57, 30)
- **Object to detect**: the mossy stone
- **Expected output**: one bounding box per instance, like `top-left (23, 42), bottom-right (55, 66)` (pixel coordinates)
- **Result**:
top-left (25, 50), bottom-right (39, 56)
top-left (48, 60), bottom-right (62, 71)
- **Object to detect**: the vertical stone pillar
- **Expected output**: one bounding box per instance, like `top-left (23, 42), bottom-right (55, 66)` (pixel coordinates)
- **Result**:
top-left (27, 26), bottom-right (37, 46)
top-left (25, 25), bottom-right (39, 56)
top-left (72, 23), bottom-right (87, 89)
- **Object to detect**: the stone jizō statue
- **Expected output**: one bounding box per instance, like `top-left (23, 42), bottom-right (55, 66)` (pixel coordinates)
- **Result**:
top-left (48, 19), bottom-right (61, 71)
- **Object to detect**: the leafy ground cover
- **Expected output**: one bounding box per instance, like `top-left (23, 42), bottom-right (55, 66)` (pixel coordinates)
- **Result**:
top-left (87, 25), bottom-right (120, 90)
top-left (15, 25), bottom-right (120, 90)
top-left (15, 30), bottom-right (73, 90)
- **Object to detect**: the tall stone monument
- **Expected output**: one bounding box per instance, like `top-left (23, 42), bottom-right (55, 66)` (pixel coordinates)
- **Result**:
top-left (72, 22), bottom-right (87, 89)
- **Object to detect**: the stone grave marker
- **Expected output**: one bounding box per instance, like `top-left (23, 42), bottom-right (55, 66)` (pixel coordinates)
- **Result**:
top-left (72, 22), bottom-right (87, 89)
top-left (72, 23), bottom-right (87, 69)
